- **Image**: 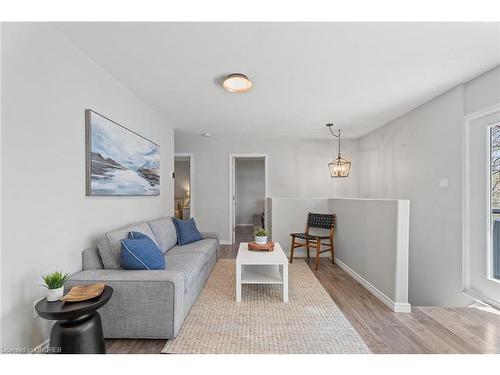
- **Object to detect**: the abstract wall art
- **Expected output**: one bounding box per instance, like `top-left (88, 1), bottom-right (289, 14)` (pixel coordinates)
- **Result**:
top-left (86, 110), bottom-right (160, 196)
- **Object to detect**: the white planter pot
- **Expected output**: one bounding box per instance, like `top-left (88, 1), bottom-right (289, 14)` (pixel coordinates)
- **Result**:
top-left (255, 235), bottom-right (267, 244)
top-left (46, 286), bottom-right (64, 302)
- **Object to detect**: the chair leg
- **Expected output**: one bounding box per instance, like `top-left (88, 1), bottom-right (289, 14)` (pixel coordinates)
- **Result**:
top-left (315, 239), bottom-right (321, 271)
top-left (306, 239), bottom-right (310, 258)
top-left (290, 236), bottom-right (295, 263)
top-left (330, 237), bottom-right (335, 264)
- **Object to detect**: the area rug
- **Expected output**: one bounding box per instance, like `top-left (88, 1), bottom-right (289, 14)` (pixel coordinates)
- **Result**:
top-left (162, 259), bottom-right (370, 354)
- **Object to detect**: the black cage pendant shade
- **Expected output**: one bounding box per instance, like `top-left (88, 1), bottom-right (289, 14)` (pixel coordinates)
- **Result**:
top-left (326, 124), bottom-right (351, 178)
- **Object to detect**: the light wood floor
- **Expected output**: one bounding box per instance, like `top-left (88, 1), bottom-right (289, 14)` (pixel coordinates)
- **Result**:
top-left (106, 231), bottom-right (500, 354)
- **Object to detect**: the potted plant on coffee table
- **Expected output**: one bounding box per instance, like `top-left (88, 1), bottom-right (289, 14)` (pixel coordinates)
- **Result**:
top-left (254, 227), bottom-right (269, 245)
top-left (42, 271), bottom-right (70, 302)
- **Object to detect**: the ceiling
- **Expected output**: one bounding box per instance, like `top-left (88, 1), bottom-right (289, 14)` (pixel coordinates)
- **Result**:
top-left (54, 22), bottom-right (500, 139)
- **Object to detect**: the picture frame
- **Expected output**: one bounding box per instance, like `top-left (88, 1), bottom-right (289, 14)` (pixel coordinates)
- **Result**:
top-left (85, 109), bottom-right (160, 196)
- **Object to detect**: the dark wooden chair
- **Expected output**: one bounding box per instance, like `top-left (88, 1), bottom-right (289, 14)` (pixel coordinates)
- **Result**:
top-left (289, 212), bottom-right (336, 271)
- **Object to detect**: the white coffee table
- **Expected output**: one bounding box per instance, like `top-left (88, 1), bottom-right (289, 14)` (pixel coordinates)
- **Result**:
top-left (236, 242), bottom-right (289, 303)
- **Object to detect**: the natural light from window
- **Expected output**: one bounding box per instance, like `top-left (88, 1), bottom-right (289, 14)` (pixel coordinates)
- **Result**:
top-left (489, 124), bottom-right (500, 281)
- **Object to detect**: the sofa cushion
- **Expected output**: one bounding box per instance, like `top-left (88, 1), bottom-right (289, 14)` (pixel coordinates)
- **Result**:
top-left (121, 233), bottom-right (165, 270)
top-left (167, 239), bottom-right (218, 264)
top-left (99, 222), bottom-right (160, 269)
top-left (82, 248), bottom-right (104, 270)
top-left (171, 217), bottom-right (203, 245)
top-left (148, 217), bottom-right (178, 253)
top-left (165, 252), bottom-right (207, 319)
top-left (165, 252), bottom-right (205, 285)
top-left (96, 236), bottom-right (113, 268)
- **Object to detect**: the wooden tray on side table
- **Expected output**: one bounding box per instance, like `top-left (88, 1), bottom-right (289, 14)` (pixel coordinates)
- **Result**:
top-left (61, 283), bottom-right (106, 302)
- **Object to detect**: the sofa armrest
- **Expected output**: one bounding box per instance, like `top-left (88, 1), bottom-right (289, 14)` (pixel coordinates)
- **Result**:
top-left (66, 270), bottom-right (185, 339)
top-left (68, 269), bottom-right (184, 284)
top-left (201, 232), bottom-right (219, 242)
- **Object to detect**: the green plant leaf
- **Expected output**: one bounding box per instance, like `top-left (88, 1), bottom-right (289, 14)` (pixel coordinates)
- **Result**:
top-left (41, 271), bottom-right (70, 289)
top-left (254, 227), bottom-right (268, 236)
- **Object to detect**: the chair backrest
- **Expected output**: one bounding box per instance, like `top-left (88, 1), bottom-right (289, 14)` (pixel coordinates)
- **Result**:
top-left (307, 212), bottom-right (336, 229)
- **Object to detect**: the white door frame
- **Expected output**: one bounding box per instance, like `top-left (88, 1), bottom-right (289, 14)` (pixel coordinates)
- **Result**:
top-left (174, 153), bottom-right (195, 219)
top-left (463, 103), bottom-right (500, 308)
top-left (228, 154), bottom-right (268, 245)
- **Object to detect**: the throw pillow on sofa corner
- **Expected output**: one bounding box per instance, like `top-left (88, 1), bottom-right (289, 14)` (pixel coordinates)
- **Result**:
top-left (120, 231), bottom-right (165, 270)
top-left (129, 231), bottom-right (148, 240)
top-left (171, 217), bottom-right (203, 246)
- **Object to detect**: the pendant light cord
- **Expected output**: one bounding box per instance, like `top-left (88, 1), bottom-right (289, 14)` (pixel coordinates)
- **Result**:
top-left (326, 123), bottom-right (342, 157)
top-left (338, 129), bottom-right (341, 157)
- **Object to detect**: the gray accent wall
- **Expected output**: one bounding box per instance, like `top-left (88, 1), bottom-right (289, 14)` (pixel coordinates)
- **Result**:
top-left (1, 23), bottom-right (174, 349)
top-left (268, 197), bottom-right (410, 312)
top-left (330, 198), bottom-right (410, 310)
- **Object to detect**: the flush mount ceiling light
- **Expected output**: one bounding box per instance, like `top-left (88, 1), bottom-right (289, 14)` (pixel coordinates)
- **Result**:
top-left (222, 73), bottom-right (252, 93)
top-left (326, 123), bottom-right (351, 178)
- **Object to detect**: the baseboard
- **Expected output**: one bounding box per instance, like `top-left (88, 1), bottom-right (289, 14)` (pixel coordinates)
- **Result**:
top-left (334, 257), bottom-right (412, 313)
top-left (463, 287), bottom-right (500, 310)
top-left (220, 240), bottom-right (232, 245)
top-left (392, 303), bottom-right (412, 313)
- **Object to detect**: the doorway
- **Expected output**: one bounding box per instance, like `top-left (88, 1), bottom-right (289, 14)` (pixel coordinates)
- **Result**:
top-left (174, 153), bottom-right (194, 220)
top-left (229, 154), bottom-right (267, 244)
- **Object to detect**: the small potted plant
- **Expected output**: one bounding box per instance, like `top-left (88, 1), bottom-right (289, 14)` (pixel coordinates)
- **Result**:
top-left (42, 271), bottom-right (70, 302)
top-left (254, 227), bottom-right (269, 245)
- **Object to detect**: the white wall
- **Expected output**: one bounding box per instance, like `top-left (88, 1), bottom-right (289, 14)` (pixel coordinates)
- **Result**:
top-left (464, 66), bottom-right (500, 116)
top-left (268, 197), bottom-right (410, 312)
top-left (235, 158), bottom-right (265, 225)
top-left (174, 159), bottom-right (190, 199)
top-left (356, 67), bottom-right (500, 307)
top-left (357, 86), bottom-right (472, 307)
top-left (1, 23), bottom-right (174, 349)
top-left (0, 22), bottom-right (3, 349)
top-left (463, 66), bottom-right (500, 307)
top-left (175, 137), bottom-right (358, 242)
top-left (465, 106), bottom-right (500, 307)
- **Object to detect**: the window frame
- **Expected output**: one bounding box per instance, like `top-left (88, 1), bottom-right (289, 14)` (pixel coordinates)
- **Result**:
top-left (488, 123), bottom-right (500, 283)
top-left (463, 103), bottom-right (500, 309)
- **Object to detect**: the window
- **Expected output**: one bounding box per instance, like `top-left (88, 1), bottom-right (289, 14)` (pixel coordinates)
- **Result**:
top-left (490, 124), bottom-right (500, 280)
top-left (466, 109), bottom-right (500, 306)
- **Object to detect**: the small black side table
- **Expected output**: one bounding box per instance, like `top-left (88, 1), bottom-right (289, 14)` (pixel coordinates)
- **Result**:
top-left (35, 286), bottom-right (113, 354)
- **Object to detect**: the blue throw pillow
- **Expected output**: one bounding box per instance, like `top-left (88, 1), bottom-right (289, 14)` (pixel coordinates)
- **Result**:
top-left (129, 231), bottom-right (148, 240)
top-left (120, 232), bottom-right (165, 270)
top-left (171, 217), bottom-right (203, 246)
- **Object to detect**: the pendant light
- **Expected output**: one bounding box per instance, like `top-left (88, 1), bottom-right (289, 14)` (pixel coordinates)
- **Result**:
top-left (326, 123), bottom-right (351, 178)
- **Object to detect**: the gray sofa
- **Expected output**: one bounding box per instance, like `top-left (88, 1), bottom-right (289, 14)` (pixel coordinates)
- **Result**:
top-left (66, 217), bottom-right (218, 339)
